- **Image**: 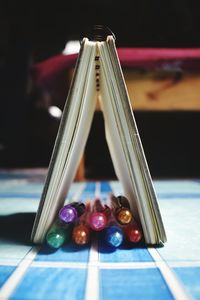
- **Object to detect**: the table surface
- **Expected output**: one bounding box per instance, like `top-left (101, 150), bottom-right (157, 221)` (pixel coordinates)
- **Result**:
top-left (0, 170), bottom-right (200, 300)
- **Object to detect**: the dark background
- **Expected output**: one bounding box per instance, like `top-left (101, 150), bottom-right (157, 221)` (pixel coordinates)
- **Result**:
top-left (0, 1), bottom-right (200, 177)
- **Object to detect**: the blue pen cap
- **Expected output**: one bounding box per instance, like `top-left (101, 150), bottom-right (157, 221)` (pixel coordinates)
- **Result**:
top-left (105, 225), bottom-right (123, 248)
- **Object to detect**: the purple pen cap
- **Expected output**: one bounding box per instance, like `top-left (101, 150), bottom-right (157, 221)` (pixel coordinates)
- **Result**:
top-left (59, 204), bottom-right (78, 223)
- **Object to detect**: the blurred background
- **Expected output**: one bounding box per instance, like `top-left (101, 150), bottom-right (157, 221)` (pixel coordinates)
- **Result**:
top-left (0, 1), bottom-right (200, 178)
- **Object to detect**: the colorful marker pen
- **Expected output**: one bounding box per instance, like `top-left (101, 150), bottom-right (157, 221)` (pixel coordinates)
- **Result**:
top-left (111, 195), bottom-right (133, 225)
top-left (72, 202), bottom-right (91, 246)
top-left (59, 202), bottom-right (85, 224)
top-left (123, 221), bottom-right (143, 243)
top-left (105, 223), bottom-right (124, 248)
top-left (46, 219), bottom-right (71, 249)
top-left (89, 199), bottom-right (111, 231)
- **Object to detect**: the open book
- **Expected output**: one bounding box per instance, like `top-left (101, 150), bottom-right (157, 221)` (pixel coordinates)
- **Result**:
top-left (31, 32), bottom-right (167, 245)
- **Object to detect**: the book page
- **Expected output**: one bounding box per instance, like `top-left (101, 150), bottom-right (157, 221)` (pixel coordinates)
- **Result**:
top-left (99, 37), bottom-right (166, 244)
top-left (32, 39), bottom-right (97, 243)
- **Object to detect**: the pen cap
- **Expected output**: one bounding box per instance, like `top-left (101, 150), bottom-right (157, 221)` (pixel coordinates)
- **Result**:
top-left (89, 212), bottom-right (108, 231)
top-left (59, 204), bottom-right (77, 223)
top-left (72, 224), bottom-right (90, 245)
top-left (123, 223), bottom-right (143, 243)
top-left (111, 195), bottom-right (132, 225)
top-left (105, 225), bottom-right (124, 248)
top-left (46, 220), bottom-right (71, 249)
top-left (90, 200), bottom-right (110, 231)
top-left (59, 202), bottom-right (85, 223)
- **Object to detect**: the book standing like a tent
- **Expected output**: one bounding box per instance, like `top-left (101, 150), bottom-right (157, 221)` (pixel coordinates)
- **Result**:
top-left (31, 30), bottom-right (167, 245)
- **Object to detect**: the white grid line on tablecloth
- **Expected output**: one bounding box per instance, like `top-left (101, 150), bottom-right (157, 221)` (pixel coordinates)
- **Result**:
top-left (84, 182), bottom-right (100, 300)
top-left (0, 181), bottom-right (86, 299)
top-left (0, 246), bottom-right (40, 300)
top-left (1, 260), bottom-right (200, 269)
top-left (109, 180), bottom-right (192, 300)
top-left (29, 261), bottom-right (158, 269)
top-left (1, 180), bottom-right (199, 299)
top-left (148, 248), bottom-right (191, 300)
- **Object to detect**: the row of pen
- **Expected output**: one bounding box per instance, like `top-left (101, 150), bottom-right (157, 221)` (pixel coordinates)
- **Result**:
top-left (46, 194), bottom-right (143, 249)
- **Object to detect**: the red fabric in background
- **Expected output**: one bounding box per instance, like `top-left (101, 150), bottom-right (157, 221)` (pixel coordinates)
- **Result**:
top-left (32, 48), bottom-right (200, 88)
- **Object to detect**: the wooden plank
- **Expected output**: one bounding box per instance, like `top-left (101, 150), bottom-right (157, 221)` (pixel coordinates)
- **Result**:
top-left (124, 71), bottom-right (200, 111)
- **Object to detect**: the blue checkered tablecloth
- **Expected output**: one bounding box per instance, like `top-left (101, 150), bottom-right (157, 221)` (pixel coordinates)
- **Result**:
top-left (0, 170), bottom-right (200, 300)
